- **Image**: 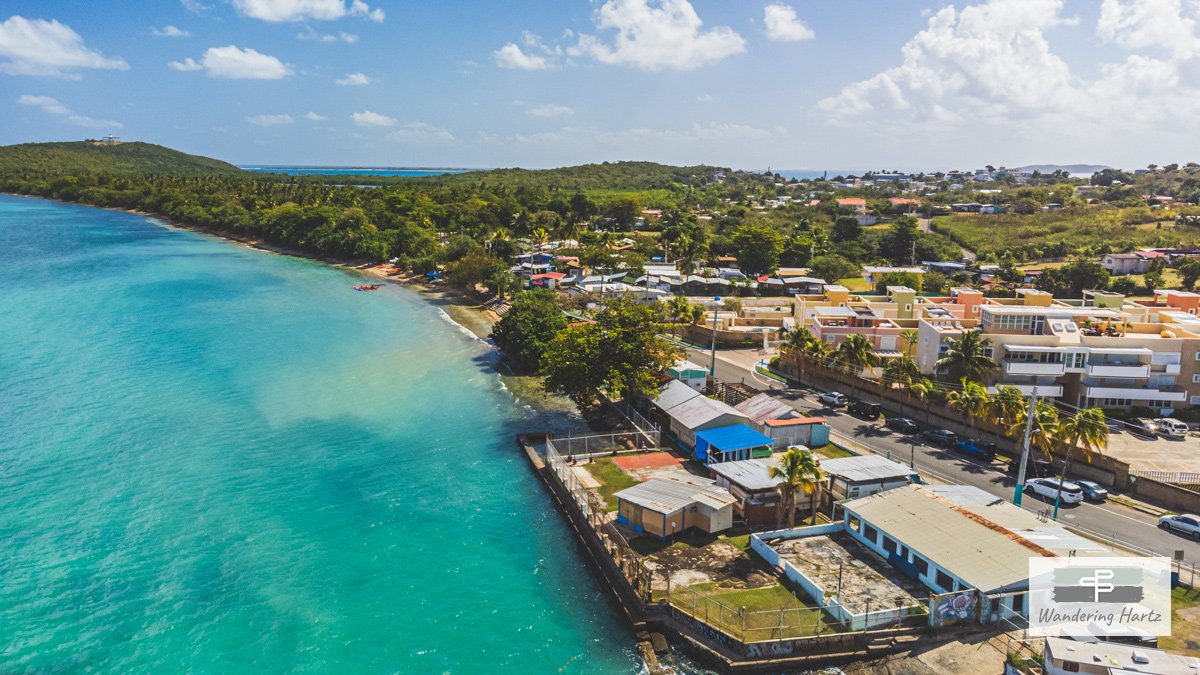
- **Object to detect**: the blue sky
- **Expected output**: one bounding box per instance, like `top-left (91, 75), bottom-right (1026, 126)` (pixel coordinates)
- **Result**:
top-left (2, 0), bottom-right (1199, 171)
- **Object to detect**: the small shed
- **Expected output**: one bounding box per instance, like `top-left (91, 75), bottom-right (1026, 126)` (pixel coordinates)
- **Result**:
top-left (666, 396), bottom-right (749, 450)
top-left (694, 424), bottom-right (775, 465)
top-left (666, 360), bottom-right (709, 391)
top-left (708, 458), bottom-right (784, 529)
top-left (820, 455), bottom-right (918, 502)
top-left (615, 475), bottom-right (736, 540)
top-left (763, 416), bottom-right (830, 449)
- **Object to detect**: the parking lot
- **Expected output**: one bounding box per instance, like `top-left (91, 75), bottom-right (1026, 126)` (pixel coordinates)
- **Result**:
top-left (1105, 429), bottom-right (1200, 474)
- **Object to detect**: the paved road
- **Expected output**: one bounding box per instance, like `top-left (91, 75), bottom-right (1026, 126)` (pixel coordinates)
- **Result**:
top-left (683, 346), bottom-right (1200, 561)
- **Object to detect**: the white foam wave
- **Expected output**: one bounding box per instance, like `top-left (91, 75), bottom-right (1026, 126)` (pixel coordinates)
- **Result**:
top-left (435, 308), bottom-right (483, 342)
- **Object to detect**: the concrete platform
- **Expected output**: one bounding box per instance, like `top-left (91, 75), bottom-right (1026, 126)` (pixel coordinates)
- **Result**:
top-left (1105, 431), bottom-right (1199, 474)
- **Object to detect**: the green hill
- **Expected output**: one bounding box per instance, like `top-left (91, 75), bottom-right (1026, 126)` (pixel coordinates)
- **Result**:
top-left (441, 161), bottom-right (728, 190)
top-left (0, 141), bottom-right (242, 176)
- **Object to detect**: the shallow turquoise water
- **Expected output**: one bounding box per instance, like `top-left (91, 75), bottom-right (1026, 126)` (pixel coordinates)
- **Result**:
top-left (0, 195), bottom-right (635, 672)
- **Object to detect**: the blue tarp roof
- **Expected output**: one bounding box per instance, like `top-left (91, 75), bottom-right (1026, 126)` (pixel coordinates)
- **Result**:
top-left (694, 424), bottom-right (774, 452)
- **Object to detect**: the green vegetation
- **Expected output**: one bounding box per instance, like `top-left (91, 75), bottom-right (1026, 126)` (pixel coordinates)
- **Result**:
top-left (583, 458), bottom-right (640, 512)
top-left (0, 141), bottom-right (240, 175)
top-left (670, 582), bottom-right (841, 639)
top-left (811, 443), bottom-right (855, 459)
top-left (489, 289), bottom-right (569, 371)
top-left (1160, 585), bottom-right (1200, 656)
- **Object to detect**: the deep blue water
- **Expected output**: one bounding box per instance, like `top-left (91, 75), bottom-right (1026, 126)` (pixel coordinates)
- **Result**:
top-left (0, 195), bottom-right (636, 672)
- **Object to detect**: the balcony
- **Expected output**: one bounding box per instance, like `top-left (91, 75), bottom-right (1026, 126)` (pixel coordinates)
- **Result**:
top-left (1086, 363), bottom-right (1150, 378)
top-left (989, 383), bottom-right (1064, 398)
top-left (1003, 360), bottom-right (1066, 376)
top-left (1082, 383), bottom-right (1187, 401)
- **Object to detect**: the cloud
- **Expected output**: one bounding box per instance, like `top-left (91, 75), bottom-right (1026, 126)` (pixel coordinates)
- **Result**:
top-left (1097, 0), bottom-right (1199, 58)
top-left (181, 0), bottom-right (212, 15)
top-left (352, 110), bottom-right (396, 126)
top-left (387, 121), bottom-right (455, 142)
top-left (763, 3), bottom-right (814, 42)
top-left (0, 16), bottom-right (129, 77)
top-left (695, 93), bottom-right (713, 102)
top-left (817, 0), bottom-right (1078, 125)
top-left (247, 113), bottom-right (293, 126)
top-left (568, 0), bottom-right (745, 71)
top-left (305, 111), bottom-right (328, 121)
top-left (335, 71), bottom-right (370, 85)
top-left (494, 42), bottom-right (552, 70)
top-left (151, 25), bottom-right (190, 38)
top-left (232, 0), bottom-right (384, 23)
top-left (169, 45), bottom-right (292, 79)
top-left (297, 25), bottom-right (357, 42)
top-left (530, 103), bottom-right (572, 117)
top-left (17, 94), bottom-right (121, 128)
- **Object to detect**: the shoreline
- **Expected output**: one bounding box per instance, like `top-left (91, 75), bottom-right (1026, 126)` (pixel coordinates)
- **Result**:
top-left (5, 192), bottom-right (588, 431)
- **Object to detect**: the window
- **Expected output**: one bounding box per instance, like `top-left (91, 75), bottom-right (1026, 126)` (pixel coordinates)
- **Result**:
top-left (1192, 374), bottom-right (1200, 383)
top-left (882, 537), bottom-right (897, 554)
top-left (847, 516), bottom-right (860, 532)
top-left (935, 570), bottom-right (953, 591)
top-left (862, 524), bottom-right (878, 546)
top-left (914, 556), bottom-right (929, 576)
top-left (1062, 662), bottom-right (1080, 673)
top-left (1013, 593), bottom-right (1025, 613)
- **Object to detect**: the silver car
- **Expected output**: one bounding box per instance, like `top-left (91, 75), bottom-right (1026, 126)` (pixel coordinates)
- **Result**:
top-left (1026, 478), bottom-right (1084, 504)
top-left (1159, 513), bottom-right (1200, 540)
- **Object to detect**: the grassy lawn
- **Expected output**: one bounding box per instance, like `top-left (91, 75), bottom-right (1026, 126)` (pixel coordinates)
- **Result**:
top-left (1160, 585), bottom-right (1200, 656)
top-left (584, 458), bottom-right (639, 512)
top-left (811, 442), bottom-right (856, 459)
top-left (836, 277), bottom-right (872, 292)
top-left (670, 581), bottom-right (842, 640)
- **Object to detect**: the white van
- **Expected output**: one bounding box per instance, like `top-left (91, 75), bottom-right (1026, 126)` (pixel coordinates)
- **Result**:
top-left (1157, 418), bottom-right (1189, 438)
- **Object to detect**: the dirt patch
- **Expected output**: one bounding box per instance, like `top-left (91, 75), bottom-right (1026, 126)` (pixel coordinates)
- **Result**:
top-left (614, 452), bottom-right (686, 471)
top-left (769, 532), bottom-right (926, 614)
top-left (648, 541), bottom-right (774, 591)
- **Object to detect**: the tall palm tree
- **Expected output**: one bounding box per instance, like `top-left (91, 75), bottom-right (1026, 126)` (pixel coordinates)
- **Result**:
top-left (667, 295), bottom-right (691, 336)
top-left (934, 331), bottom-right (997, 383)
top-left (769, 446), bottom-right (824, 529)
top-left (1010, 399), bottom-right (1060, 459)
top-left (990, 385), bottom-right (1027, 437)
top-left (945, 379), bottom-right (991, 429)
top-left (783, 326), bottom-right (818, 355)
top-left (1052, 408), bottom-right (1108, 518)
top-left (833, 333), bottom-right (879, 377)
top-left (899, 329), bottom-right (919, 357)
top-left (881, 355), bottom-right (921, 390)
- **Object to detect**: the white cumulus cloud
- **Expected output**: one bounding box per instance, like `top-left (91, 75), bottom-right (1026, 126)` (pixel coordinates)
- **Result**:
top-left (17, 94), bottom-right (121, 128)
top-left (335, 71), bottom-right (369, 85)
top-left (151, 25), bottom-right (190, 38)
top-left (305, 111), bottom-right (328, 121)
top-left (169, 45), bottom-right (292, 79)
top-left (763, 3), bottom-right (814, 42)
top-left (247, 113), bottom-right (293, 126)
top-left (493, 42), bottom-right (552, 70)
top-left (0, 16), bottom-right (129, 77)
top-left (352, 110), bottom-right (396, 126)
top-left (569, 0), bottom-right (745, 71)
top-left (531, 103), bottom-right (572, 117)
top-left (387, 122), bottom-right (455, 143)
top-left (232, 0), bottom-right (384, 23)
top-left (297, 25), bottom-right (357, 42)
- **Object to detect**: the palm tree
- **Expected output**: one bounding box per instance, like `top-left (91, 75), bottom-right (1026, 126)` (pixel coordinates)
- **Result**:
top-left (934, 331), bottom-right (997, 383)
top-left (833, 333), bottom-right (879, 377)
top-left (1010, 399), bottom-right (1060, 459)
top-left (990, 385), bottom-right (1027, 437)
top-left (667, 295), bottom-right (691, 337)
top-left (899, 329), bottom-right (919, 357)
top-left (769, 446), bottom-right (824, 529)
top-left (783, 326), bottom-right (817, 355)
top-left (945, 379), bottom-right (991, 429)
top-left (881, 355), bottom-right (921, 395)
top-left (1052, 408), bottom-right (1108, 518)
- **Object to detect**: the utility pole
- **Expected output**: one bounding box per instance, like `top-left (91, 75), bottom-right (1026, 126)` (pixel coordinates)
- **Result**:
top-left (709, 296), bottom-right (721, 379)
top-left (1013, 387), bottom-right (1039, 506)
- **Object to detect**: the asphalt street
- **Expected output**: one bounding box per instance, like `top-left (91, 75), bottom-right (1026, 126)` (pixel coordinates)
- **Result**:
top-left (683, 345), bottom-right (1200, 561)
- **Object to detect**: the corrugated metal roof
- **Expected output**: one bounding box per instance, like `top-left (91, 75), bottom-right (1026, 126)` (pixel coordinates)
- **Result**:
top-left (667, 396), bottom-right (747, 430)
top-left (820, 455), bottom-right (917, 483)
top-left (734, 393), bottom-right (798, 423)
top-left (843, 485), bottom-right (1118, 593)
top-left (708, 458), bottom-right (782, 491)
top-left (616, 476), bottom-right (736, 513)
top-left (694, 424), bottom-right (775, 451)
top-left (653, 380), bottom-right (703, 412)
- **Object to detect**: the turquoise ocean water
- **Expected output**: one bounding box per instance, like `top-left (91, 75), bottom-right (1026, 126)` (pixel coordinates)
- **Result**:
top-left (0, 195), bottom-right (636, 672)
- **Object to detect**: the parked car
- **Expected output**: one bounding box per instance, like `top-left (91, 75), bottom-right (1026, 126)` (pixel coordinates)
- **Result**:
top-left (921, 429), bottom-right (958, 446)
top-left (955, 437), bottom-right (998, 461)
top-left (1007, 458), bottom-right (1056, 479)
top-left (1128, 418), bottom-right (1158, 439)
top-left (1159, 513), bottom-right (1200, 540)
top-left (1026, 478), bottom-right (1084, 504)
top-left (1073, 479), bottom-right (1108, 502)
top-left (885, 417), bottom-right (920, 434)
top-left (848, 400), bottom-right (882, 420)
top-left (1156, 418), bottom-right (1189, 438)
top-left (817, 391), bottom-right (848, 408)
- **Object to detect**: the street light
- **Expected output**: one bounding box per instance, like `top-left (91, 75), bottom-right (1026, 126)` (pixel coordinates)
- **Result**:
top-left (709, 296), bottom-right (721, 379)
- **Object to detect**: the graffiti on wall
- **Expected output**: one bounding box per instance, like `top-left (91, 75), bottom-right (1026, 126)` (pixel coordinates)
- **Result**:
top-left (931, 590), bottom-right (979, 627)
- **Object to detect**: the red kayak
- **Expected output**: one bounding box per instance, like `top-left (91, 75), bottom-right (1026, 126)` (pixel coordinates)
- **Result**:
top-left (353, 285), bottom-right (382, 291)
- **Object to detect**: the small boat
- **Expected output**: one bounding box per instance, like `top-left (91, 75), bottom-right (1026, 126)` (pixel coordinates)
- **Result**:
top-left (353, 284), bottom-right (382, 291)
